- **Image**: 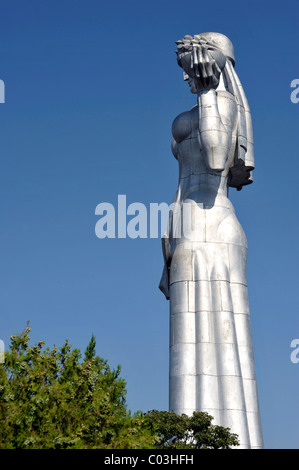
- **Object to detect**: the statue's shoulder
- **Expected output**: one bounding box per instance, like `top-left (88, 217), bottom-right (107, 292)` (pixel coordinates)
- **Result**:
top-left (172, 105), bottom-right (198, 143)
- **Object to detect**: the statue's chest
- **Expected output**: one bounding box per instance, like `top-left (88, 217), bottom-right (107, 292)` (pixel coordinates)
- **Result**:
top-left (171, 106), bottom-right (199, 143)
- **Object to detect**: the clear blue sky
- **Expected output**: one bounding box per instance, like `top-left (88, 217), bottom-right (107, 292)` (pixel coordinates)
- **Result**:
top-left (0, 0), bottom-right (298, 449)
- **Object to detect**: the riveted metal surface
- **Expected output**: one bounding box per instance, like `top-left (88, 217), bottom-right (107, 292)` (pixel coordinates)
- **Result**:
top-left (162, 33), bottom-right (263, 449)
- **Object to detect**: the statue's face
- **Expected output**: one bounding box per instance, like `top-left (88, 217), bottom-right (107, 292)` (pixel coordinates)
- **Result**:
top-left (184, 72), bottom-right (202, 94)
top-left (179, 46), bottom-right (226, 93)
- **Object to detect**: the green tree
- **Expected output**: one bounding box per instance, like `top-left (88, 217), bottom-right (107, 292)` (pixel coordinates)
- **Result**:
top-left (0, 323), bottom-right (156, 449)
top-left (0, 324), bottom-right (239, 450)
top-left (146, 410), bottom-right (239, 449)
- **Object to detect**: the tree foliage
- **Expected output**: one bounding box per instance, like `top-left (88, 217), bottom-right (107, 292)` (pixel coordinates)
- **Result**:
top-left (0, 323), bottom-right (156, 449)
top-left (0, 323), bottom-right (239, 450)
top-left (146, 410), bottom-right (239, 449)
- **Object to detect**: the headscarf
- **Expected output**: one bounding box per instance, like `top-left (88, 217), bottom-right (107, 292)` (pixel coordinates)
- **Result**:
top-left (176, 32), bottom-right (254, 190)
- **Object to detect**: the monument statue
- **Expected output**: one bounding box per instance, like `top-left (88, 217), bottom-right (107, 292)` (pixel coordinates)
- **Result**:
top-left (159, 32), bottom-right (263, 449)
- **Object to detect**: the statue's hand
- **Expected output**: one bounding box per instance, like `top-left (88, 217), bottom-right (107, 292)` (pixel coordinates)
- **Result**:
top-left (180, 46), bottom-right (225, 90)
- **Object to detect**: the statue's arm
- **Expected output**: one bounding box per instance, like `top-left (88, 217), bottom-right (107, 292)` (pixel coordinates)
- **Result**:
top-left (177, 42), bottom-right (232, 171)
top-left (197, 88), bottom-right (232, 171)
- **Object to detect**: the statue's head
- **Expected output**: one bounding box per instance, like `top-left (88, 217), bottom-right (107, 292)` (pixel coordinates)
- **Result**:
top-left (176, 32), bottom-right (235, 93)
top-left (195, 32), bottom-right (235, 65)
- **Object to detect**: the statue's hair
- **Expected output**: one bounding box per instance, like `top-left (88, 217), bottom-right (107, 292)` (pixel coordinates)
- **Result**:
top-left (176, 32), bottom-right (235, 67)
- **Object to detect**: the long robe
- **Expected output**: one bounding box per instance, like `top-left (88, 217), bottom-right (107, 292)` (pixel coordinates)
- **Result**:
top-left (159, 66), bottom-right (263, 448)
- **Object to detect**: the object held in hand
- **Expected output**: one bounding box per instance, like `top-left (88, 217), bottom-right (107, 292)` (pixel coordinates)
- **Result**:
top-left (176, 35), bottom-right (226, 90)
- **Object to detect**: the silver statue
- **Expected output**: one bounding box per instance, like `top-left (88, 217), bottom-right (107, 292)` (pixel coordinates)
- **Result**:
top-left (159, 32), bottom-right (263, 449)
